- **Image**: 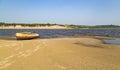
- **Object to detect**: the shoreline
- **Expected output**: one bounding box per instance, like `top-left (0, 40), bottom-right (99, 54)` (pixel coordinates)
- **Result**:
top-left (0, 27), bottom-right (69, 29)
top-left (0, 35), bottom-right (118, 44)
top-left (0, 25), bottom-right (69, 29)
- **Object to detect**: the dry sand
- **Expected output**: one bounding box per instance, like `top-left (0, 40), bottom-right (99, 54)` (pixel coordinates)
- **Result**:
top-left (0, 37), bottom-right (120, 70)
top-left (0, 25), bottom-right (67, 29)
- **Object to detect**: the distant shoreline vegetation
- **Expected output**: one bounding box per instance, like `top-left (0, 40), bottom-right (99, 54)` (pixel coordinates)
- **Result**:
top-left (67, 24), bottom-right (120, 28)
top-left (0, 22), bottom-right (120, 28)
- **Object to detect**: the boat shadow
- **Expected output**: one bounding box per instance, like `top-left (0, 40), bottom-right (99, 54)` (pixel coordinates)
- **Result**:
top-left (0, 36), bottom-right (40, 41)
top-left (0, 36), bottom-right (17, 40)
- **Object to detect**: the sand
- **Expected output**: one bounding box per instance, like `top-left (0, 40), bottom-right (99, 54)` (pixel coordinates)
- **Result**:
top-left (0, 25), bottom-right (67, 29)
top-left (0, 37), bottom-right (120, 70)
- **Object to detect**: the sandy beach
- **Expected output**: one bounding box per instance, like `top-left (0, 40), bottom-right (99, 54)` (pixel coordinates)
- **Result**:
top-left (0, 25), bottom-right (67, 29)
top-left (0, 37), bottom-right (120, 70)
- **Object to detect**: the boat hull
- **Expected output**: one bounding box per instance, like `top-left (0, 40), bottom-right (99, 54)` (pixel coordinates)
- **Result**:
top-left (16, 32), bottom-right (40, 40)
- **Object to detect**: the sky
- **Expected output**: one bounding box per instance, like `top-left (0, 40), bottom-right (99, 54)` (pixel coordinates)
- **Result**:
top-left (0, 0), bottom-right (120, 25)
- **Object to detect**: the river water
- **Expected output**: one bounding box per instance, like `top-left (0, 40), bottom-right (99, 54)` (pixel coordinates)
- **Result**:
top-left (0, 29), bottom-right (120, 38)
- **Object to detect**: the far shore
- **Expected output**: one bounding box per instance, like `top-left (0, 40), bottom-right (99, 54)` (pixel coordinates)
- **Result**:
top-left (0, 25), bottom-right (69, 29)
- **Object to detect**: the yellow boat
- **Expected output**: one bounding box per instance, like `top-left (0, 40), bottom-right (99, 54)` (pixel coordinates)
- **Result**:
top-left (16, 32), bottom-right (40, 40)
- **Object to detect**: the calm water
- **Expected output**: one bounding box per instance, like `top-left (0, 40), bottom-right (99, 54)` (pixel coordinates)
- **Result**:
top-left (0, 29), bottom-right (120, 38)
top-left (104, 38), bottom-right (120, 44)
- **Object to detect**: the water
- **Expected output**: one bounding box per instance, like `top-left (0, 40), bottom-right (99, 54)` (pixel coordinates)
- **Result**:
top-left (104, 38), bottom-right (120, 44)
top-left (0, 29), bottom-right (120, 38)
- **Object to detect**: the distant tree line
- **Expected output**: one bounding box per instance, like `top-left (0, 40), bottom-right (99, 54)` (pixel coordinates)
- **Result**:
top-left (0, 22), bottom-right (59, 27)
top-left (66, 24), bottom-right (120, 28)
top-left (0, 22), bottom-right (120, 28)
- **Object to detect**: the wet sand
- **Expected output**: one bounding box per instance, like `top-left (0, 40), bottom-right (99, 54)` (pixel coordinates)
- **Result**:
top-left (0, 37), bottom-right (120, 70)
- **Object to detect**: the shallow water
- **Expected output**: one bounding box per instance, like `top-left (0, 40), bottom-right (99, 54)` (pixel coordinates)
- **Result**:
top-left (104, 38), bottom-right (120, 44)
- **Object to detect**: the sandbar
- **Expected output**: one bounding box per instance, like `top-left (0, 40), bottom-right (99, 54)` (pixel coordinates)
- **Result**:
top-left (0, 37), bottom-right (120, 70)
